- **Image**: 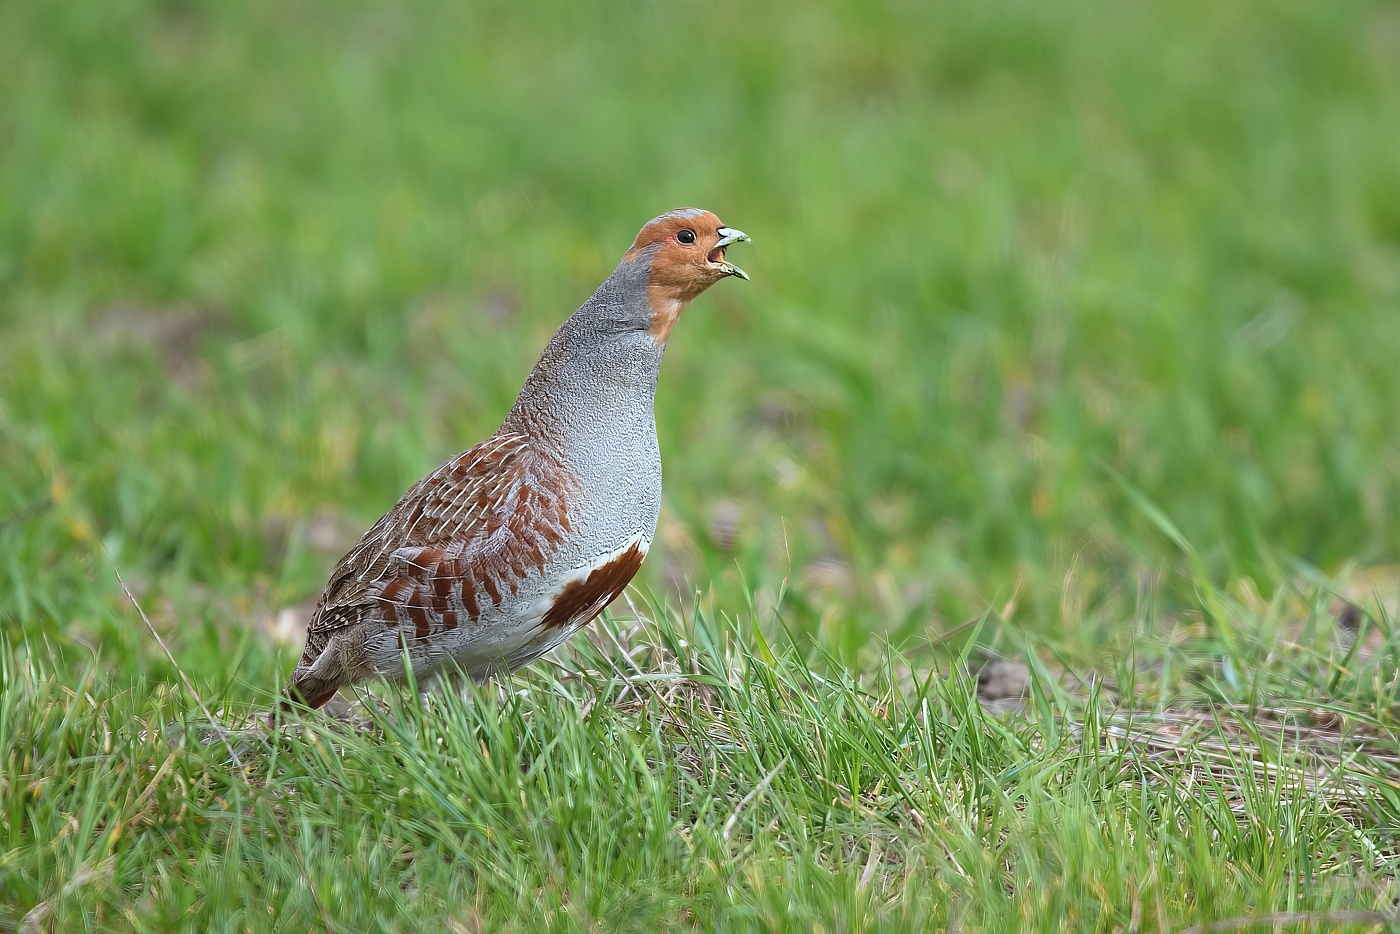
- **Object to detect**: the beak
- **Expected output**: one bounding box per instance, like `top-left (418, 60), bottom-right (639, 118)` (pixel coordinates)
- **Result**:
top-left (715, 227), bottom-right (751, 249)
top-left (711, 226), bottom-right (752, 280)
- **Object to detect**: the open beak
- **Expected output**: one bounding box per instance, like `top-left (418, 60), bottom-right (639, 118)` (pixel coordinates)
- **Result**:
top-left (708, 226), bottom-right (752, 280)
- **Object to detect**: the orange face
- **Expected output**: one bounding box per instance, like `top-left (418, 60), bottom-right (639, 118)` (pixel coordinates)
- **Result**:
top-left (624, 208), bottom-right (750, 341)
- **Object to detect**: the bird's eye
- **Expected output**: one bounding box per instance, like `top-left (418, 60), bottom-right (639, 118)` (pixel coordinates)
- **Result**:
top-left (677, 229), bottom-right (696, 245)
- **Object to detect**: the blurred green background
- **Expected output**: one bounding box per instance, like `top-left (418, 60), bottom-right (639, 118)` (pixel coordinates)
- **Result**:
top-left (2, 0), bottom-right (1399, 684)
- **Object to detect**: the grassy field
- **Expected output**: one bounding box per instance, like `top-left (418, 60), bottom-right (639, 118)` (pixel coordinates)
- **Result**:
top-left (3, 0), bottom-right (1400, 929)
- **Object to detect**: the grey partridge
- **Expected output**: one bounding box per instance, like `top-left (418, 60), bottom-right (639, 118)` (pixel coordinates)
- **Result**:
top-left (284, 209), bottom-right (750, 709)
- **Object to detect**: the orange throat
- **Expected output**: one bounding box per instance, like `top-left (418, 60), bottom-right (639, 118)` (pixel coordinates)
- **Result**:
top-left (646, 288), bottom-right (689, 343)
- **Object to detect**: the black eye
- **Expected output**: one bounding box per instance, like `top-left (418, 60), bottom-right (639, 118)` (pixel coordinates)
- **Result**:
top-left (677, 229), bottom-right (696, 245)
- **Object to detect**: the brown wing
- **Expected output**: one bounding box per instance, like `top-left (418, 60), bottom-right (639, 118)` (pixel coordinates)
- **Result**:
top-left (297, 431), bottom-right (576, 668)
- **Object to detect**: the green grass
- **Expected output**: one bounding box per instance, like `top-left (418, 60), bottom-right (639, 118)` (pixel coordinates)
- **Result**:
top-left (3, 0), bottom-right (1400, 928)
top-left (4, 604), bottom-right (1399, 930)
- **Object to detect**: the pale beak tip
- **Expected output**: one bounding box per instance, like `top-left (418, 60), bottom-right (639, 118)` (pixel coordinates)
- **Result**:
top-left (715, 226), bottom-right (751, 280)
top-left (715, 227), bottom-right (752, 247)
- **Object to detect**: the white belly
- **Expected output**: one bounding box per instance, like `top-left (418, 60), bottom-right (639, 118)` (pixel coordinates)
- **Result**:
top-left (364, 531), bottom-right (651, 683)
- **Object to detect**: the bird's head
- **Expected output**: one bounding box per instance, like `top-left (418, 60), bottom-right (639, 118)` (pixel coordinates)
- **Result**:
top-left (623, 208), bottom-right (750, 342)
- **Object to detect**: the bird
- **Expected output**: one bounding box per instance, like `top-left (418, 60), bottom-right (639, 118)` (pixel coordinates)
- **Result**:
top-left (283, 209), bottom-right (750, 710)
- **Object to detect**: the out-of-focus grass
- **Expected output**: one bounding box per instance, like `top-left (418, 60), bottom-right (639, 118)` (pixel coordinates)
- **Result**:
top-left (2, 0), bottom-right (1399, 928)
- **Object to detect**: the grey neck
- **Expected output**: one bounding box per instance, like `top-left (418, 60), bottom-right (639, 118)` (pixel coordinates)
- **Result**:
top-left (501, 256), bottom-right (666, 465)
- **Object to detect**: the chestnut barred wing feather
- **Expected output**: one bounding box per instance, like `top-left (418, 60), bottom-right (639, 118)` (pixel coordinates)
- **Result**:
top-left (300, 433), bottom-right (576, 663)
top-left (328, 433), bottom-right (538, 580)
